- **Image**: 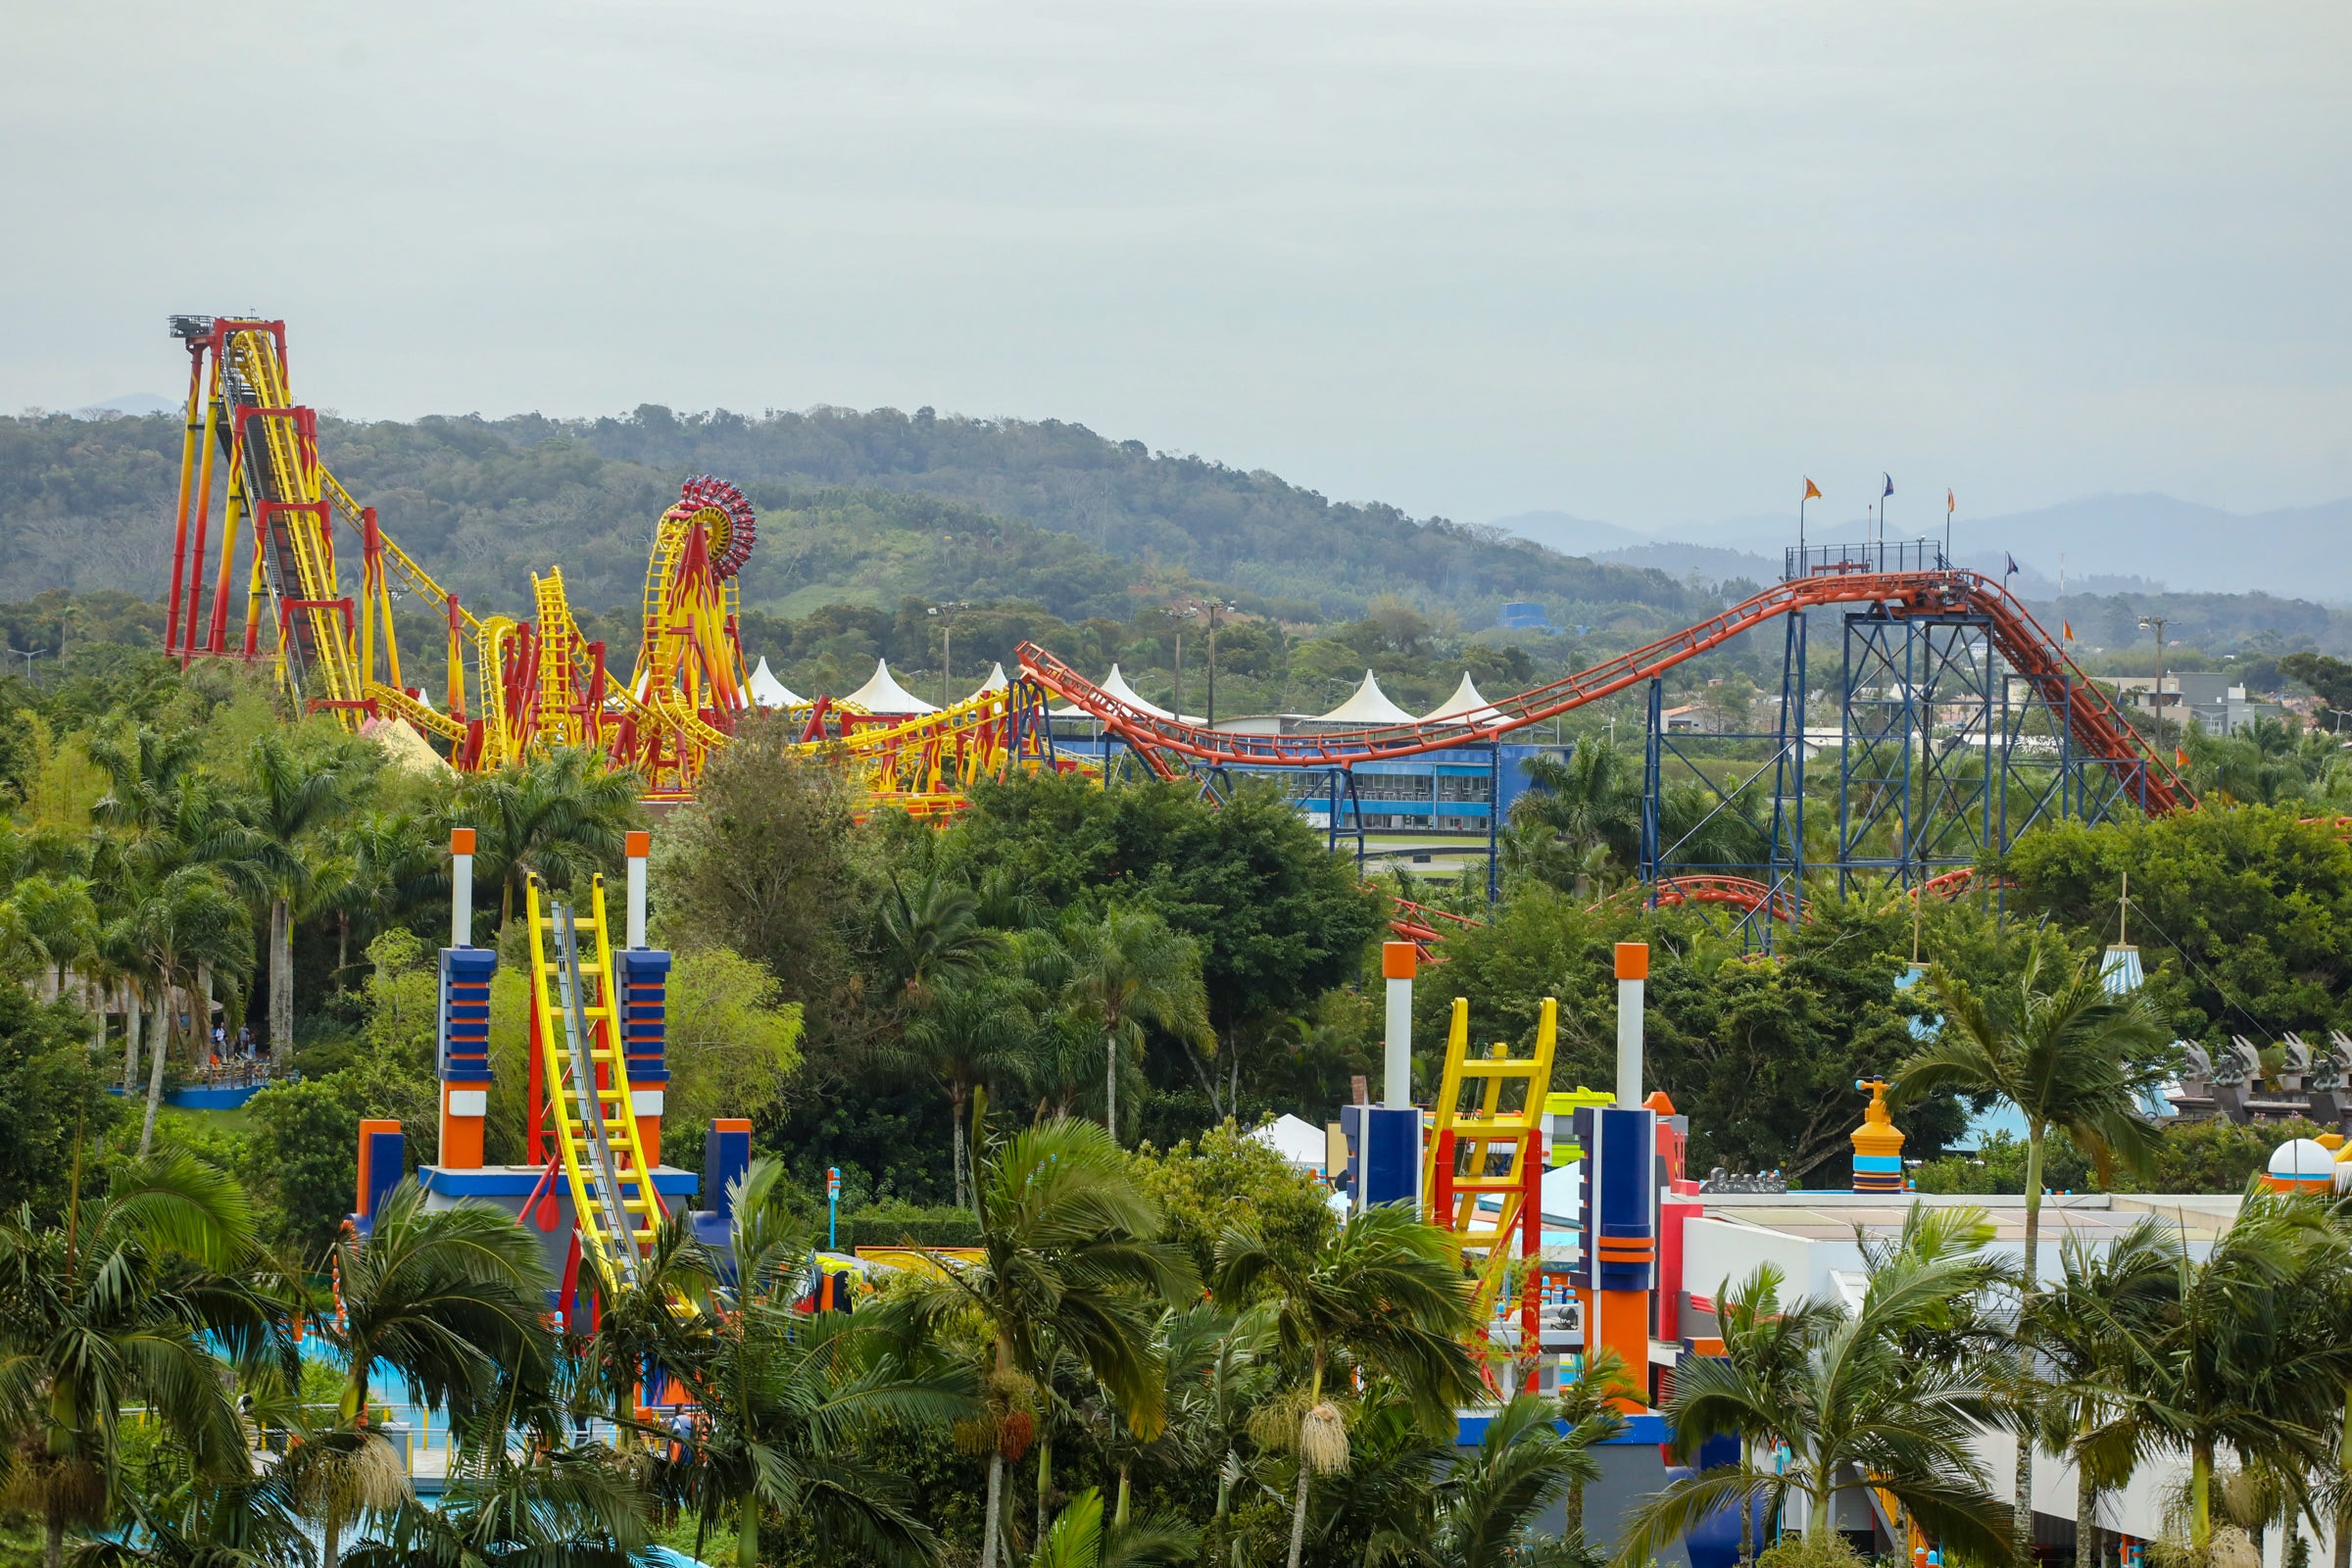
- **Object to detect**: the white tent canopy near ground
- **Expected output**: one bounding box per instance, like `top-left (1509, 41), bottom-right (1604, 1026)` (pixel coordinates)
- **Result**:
top-left (1316, 669), bottom-right (1417, 725)
top-left (840, 658), bottom-right (936, 714)
top-left (747, 656), bottom-right (804, 709)
top-left (1250, 1113), bottom-right (1330, 1174)
top-left (1423, 670), bottom-right (1504, 725)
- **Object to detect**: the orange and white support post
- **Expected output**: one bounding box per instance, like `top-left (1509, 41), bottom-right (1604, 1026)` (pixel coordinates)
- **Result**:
top-left (1615, 941), bottom-right (1646, 1107)
top-left (451, 828), bottom-right (475, 947)
top-left (1594, 940), bottom-right (1654, 1405)
top-left (625, 829), bottom-right (650, 951)
top-left (1382, 941), bottom-right (1415, 1106)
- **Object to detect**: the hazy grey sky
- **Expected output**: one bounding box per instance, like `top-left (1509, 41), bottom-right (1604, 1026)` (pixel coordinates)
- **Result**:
top-left (6, 2), bottom-right (2347, 530)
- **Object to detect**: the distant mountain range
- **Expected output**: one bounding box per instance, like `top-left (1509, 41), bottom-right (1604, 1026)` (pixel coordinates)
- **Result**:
top-left (1497, 495), bottom-right (2352, 605)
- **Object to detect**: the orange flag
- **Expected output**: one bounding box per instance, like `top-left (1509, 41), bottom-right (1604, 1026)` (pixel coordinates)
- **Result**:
top-left (1803, 477), bottom-right (1822, 501)
top-left (2063, 619), bottom-right (2074, 641)
top-left (2177, 748), bottom-right (2190, 767)
top-left (1947, 488), bottom-right (1955, 514)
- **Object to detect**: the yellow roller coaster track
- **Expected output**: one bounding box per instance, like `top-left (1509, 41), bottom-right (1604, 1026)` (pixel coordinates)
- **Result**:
top-left (524, 873), bottom-right (662, 1289)
top-left (824, 680), bottom-right (1079, 817)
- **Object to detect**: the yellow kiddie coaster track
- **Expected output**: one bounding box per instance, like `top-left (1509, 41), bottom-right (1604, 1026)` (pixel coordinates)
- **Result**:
top-left (161, 315), bottom-right (1070, 808)
top-left (524, 874), bottom-right (663, 1286)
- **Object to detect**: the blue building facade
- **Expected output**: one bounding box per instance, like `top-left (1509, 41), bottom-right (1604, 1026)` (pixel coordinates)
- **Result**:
top-left (1047, 725), bottom-right (1566, 844)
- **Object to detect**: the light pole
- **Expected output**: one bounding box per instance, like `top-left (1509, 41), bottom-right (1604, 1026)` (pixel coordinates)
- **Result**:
top-left (1172, 604), bottom-right (1199, 716)
top-left (926, 602), bottom-right (967, 708)
top-left (1203, 601), bottom-right (1234, 729)
top-left (2137, 614), bottom-right (2168, 736)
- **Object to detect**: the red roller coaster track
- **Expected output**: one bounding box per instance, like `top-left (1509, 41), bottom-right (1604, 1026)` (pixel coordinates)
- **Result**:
top-left (1018, 566), bottom-right (2192, 814)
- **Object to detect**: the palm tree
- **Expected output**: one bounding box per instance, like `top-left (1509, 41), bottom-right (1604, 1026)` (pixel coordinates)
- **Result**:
top-left (1553, 1346), bottom-right (1634, 1539)
top-left (71, 1472), bottom-right (312, 1568)
top-left (2072, 1193), bottom-right (2352, 1555)
top-left (571, 1155), bottom-right (965, 1568)
top-left (6, 873), bottom-right (96, 1004)
top-left (1021, 1486), bottom-right (1199, 1568)
top-left (1425, 1392), bottom-right (1608, 1568)
top-left (1505, 739), bottom-right (1642, 897)
top-left (298, 1179), bottom-right (555, 1568)
top-left (1616, 1209), bottom-right (2015, 1568)
top-left (1894, 936), bottom-right (2169, 1561)
top-left (86, 722), bottom-right (202, 836)
top-left (1213, 1201), bottom-right (1484, 1568)
top-left (346, 1434), bottom-right (654, 1568)
top-left (677, 1297), bottom-right (967, 1568)
top-left (1166, 1305), bottom-right (1280, 1564)
top-left (243, 734), bottom-right (354, 1065)
top-left (1057, 906), bottom-right (1211, 1145)
top-left (1291, 1388), bottom-right (1454, 1568)
top-left (881, 1098), bottom-right (1199, 1568)
top-left (118, 866), bottom-right (255, 1154)
top-left (2032, 1220), bottom-right (2181, 1568)
top-left (456, 748), bottom-right (643, 932)
top-left (318, 810), bottom-right (445, 984)
top-left (0, 1148), bottom-right (276, 1568)
top-left (899, 969), bottom-right (1040, 1209)
top-left (876, 863), bottom-right (1000, 1006)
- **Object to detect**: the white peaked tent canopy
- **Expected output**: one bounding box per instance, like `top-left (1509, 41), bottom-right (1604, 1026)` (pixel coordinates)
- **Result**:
top-left (1099, 663), bottom-right (1173, 720)
top-left (747, 656), bottom-right (804, 710)
top-left (1422, 670), bottom-right (1504, 725)
top-left (959, 663), bottom-right (1009, 706)
top-left (1317, 669), bottom-right (1417, 725)
top-left (841, 658), bottom-right (937, 714)
top-left (1250, 1113), bottom-right (1330, 1173)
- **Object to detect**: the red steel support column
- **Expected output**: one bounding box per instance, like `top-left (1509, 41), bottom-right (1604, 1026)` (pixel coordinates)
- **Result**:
top-left (165, 342), bottom-right (206, 654)
top-left (1521, 1127), bottom-right (1544, 1392)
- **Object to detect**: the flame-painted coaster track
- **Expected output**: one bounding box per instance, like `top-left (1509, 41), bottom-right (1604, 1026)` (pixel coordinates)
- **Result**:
top-left (1017, 567), bottom-right (2192, 815)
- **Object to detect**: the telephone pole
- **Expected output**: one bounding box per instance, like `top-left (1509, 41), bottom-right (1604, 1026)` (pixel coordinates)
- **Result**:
top-left (2137, 614), bottom-right (2168, 737)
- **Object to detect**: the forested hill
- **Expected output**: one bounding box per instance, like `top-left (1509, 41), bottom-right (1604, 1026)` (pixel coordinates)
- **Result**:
top-left (0, 406), bottom-right (1699, 627)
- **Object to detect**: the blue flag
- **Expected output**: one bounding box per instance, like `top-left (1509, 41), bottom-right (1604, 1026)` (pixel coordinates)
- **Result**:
top-left (2005, 553), bottom-right (2019, 576)
top-left (1882, 473), bottom-right (1894, 499)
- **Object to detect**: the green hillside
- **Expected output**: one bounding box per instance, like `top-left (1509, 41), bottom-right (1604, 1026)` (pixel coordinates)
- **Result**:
top-left (0, 406), bottom-right (1698, 631)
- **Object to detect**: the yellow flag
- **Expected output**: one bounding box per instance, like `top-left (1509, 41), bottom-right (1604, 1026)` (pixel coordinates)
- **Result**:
top-left (1803, 477), bottom-right (1822, 501)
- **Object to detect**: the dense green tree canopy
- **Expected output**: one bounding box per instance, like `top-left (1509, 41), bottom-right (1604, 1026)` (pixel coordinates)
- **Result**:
top-left (2004, 803), bottom-right (2352, 1047)
top-left (941, 772), bottom-right (1386, 1038)
top-left (1418, 889), bottom-right (1972, 1182)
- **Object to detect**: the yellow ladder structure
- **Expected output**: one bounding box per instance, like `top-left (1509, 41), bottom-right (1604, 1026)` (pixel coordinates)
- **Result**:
top-left (525, 874), bottom-right (662, 1287)
top-left (1424, 996), bottom-right (1558, 1323)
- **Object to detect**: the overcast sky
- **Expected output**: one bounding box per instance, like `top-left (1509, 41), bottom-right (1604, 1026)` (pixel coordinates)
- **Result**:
top-left (5, 2), bottom-right (2346, 530)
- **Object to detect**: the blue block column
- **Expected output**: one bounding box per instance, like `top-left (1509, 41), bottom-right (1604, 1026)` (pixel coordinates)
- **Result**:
top-left (436, 948), bottom-right (497, 1167)
top-left (616, 948), bottom-right (672, 1165)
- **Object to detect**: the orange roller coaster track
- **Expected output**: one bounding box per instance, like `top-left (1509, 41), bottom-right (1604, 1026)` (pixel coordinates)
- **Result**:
top-left (1017, 567), bottom-right (2192, 814)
